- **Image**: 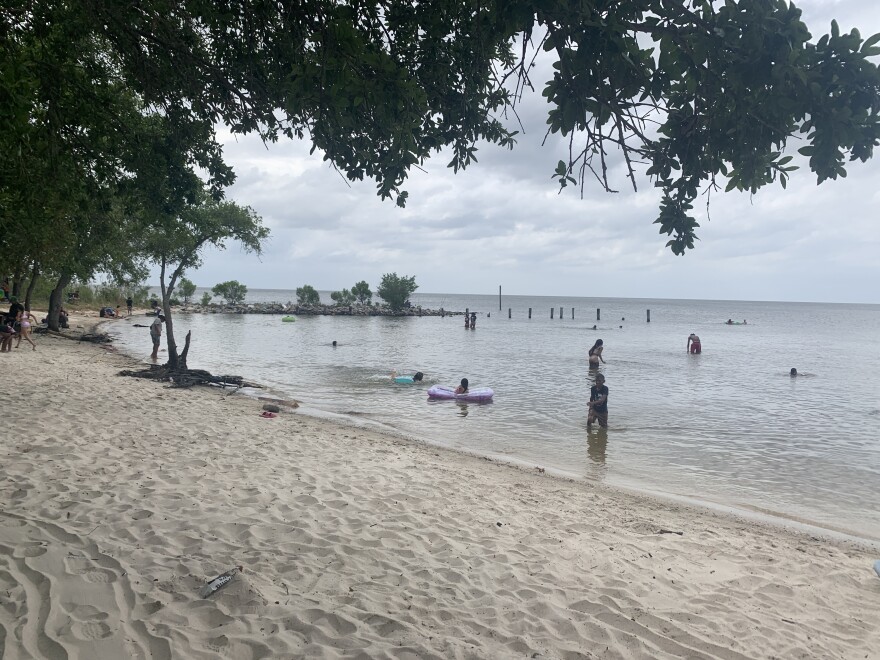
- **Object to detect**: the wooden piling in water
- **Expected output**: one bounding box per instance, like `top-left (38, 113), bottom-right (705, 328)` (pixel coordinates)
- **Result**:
top-left (597, 308), bottom-right (601, 321)
top-left (571, 307), bottom-right (575, 319)
top-left (508, 308), bottom-right (511, 319)
top-left (647, 309), bottom-right (650, 323)
top-left (528, 308), bottom-right (532, 319)
top-left (550, 308), bottom-right (554, 319)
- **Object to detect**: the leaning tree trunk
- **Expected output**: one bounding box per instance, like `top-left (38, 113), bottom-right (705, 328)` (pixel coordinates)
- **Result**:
top-left (162, 296), bottom-right (180, 370)
top-left (47, 271), bottom-right (72, 332)
top-left (23, 261), bottom-right (40, 312)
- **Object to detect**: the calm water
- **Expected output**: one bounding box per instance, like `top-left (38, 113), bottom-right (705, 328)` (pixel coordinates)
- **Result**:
top-left (109, 291), bottom-right (880, 540)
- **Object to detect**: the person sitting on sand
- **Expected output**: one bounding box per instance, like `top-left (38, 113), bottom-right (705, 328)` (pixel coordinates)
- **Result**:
top-left (454, 378), bottom-right (469, 394)
top-left (588, 339), bottom-right (605, 368)
top-left (687, 333), bottom-right (702, 354)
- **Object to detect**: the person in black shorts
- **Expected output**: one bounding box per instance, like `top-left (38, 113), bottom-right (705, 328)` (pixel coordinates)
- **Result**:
top-left (588, 373), bottom-right (609, 428)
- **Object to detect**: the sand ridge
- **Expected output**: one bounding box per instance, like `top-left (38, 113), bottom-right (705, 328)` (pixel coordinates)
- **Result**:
top-left (0, 325), bottom-right (878, 658)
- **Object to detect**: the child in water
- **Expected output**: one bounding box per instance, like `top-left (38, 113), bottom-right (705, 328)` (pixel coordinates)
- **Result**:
top-left (587, 373), bottom-right (609, 428)
top-left (455, 378), bottom-right (469, 394)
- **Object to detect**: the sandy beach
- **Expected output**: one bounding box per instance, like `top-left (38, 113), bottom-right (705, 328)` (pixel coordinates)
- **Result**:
top-left (1, 317), bottom-right (878, 659)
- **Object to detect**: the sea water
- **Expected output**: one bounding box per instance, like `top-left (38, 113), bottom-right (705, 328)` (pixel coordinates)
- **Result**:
top-left (108, 291), bottom-right (880, 540)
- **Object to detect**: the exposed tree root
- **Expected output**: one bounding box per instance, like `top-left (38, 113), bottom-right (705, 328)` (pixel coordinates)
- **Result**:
top-left (119, 365), bottom-right (262, 389)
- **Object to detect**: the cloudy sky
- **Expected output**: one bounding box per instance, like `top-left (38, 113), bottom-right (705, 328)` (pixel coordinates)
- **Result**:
top-left (178, 0), bottom-right (880, 304)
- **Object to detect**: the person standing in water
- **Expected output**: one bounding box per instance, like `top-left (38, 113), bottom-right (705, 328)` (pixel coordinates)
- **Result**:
top-left (587, 373), bottom-right (609, 428)
top-left (687, 333), bottom-right (702, 354)
top-left (588, 339), bottom-right (605, 368)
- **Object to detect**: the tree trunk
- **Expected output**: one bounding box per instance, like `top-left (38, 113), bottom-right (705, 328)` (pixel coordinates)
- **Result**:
top-left (11, 266), bottom-right (23, 298)
top-left (179, 330), bottom-right (191, 371)
top-left (23, 261), bottom-right (40, 312)
top-left (48, 271), bottom-right (72, 332)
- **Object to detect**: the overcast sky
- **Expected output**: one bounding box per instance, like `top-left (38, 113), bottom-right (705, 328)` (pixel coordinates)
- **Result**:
top-left (174, 0), bottom-right (880, 304)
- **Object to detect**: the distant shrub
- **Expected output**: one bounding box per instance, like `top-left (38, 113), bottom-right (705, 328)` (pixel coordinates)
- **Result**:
top-left (296, 285), bottom-right (321, 305)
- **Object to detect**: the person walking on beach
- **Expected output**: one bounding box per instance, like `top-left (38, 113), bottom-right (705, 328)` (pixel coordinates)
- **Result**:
top-left (588, 339), bottom-right (605, 368)
top-left (15, 308), bottom-right (38, 350)
top-left (587, 373), bottom-right (609, 428)
top-left (150, 314), bottom-right (165, 360)
top-left (687, 333), bottom-right (702, 354)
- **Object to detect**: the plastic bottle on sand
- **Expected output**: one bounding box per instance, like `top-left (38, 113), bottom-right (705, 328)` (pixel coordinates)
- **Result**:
top-left (200, 566), bottom-right (243, 598)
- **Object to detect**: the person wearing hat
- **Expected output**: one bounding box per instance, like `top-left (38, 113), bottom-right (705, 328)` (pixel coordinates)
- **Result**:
top-left (150, 314), bottom-right (166, 360)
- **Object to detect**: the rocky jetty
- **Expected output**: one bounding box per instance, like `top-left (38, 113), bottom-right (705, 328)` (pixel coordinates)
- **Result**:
top-left (177, 302), bottom-right (462, 317)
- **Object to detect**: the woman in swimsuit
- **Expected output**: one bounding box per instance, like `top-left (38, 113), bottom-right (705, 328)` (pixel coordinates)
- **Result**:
top-left (16, 308), bottom-right (38, 350)
top-left (588, 339), bottom-right (605, 368)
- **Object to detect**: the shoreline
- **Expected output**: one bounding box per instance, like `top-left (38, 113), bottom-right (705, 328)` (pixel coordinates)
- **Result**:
top-left (2, 316), bottom-right (879, 657)
top-left (101, 313), bottom-right (880, 546)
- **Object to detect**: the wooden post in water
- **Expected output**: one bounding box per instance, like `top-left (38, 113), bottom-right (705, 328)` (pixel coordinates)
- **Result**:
top-left (647, 309), bottom-right (650, 323)
top-left (528, 307), bottom-right (532, 319)
top-left (559, 306), bottom-right (563, 319)
top-left (550, 308), bottom-right (554, 319)
top-left (499, 286), bottom-right (502, 311)
top-left (508, 308), bottom-right (511, 319)
top-left (597, 308), bottom-right (601, 321)
top-left (571, 307), bottom-right (574, 319)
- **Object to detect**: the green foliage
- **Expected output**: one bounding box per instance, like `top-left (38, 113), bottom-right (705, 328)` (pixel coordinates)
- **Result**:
top-left (3, 2), bottom-right (880, 257)
top-left (330, 289), bottom-right (355, 306)
top-left (178, 277), bottom-right (197, 303)
top-left (211, 280), bottom-right (248, 305)
top-left (376, 273), bottom-right (418, 312)
top-left (200, 292), bottom-right (213, 306)
top-left (351, 281), bottom-right (372, 305)
top-left (296, 285), bottom-right (321, 306)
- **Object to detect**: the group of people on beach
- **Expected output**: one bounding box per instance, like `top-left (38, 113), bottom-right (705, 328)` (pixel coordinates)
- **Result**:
top-left (1, 296), bottom-right (38, 352)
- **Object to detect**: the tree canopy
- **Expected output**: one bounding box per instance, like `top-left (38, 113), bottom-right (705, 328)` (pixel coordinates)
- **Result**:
top-left (3, 1), bottom-right (879, 255)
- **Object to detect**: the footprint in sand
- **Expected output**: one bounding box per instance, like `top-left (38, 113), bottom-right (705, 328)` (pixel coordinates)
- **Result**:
top-left (61, 602), bottom-right (109, 621)
top-left (73, 620), bottom-right (113, 640)
top-left (63, 556), bottom-right (118, 583)
top-left (16, 542), bottom-right (48, 558)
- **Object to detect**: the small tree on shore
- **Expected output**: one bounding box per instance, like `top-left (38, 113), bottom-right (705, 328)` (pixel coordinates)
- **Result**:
top-left (296, 285), bottom-right (321, 305)
top-left (377, 273), bottom-right (417, 312)
top-left (212, 280), bottom-right (247, 305)
top-left (330, 288), bottom-right (355, 305)
top-left (143, 194), bottom-right (267, 370)
top-left (200, 292), bottom-right (212, 306)
top-left (351, 280), bottom-right (372, 305)
top-left (178, 277), bottom-right (197, 304)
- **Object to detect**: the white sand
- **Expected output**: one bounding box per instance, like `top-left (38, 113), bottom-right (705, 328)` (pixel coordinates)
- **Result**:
top-left (1, 320), bottom-right (878, 659)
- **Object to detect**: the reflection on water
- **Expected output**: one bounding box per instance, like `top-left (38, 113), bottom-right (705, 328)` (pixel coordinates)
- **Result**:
top-left (587, 428), bottom-right (608, 466)
top-left (112, 293), bottom-right (880, 539)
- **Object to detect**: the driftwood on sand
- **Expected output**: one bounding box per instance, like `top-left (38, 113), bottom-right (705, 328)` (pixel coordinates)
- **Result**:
top-left (119, 365), bottom-right (263, 389)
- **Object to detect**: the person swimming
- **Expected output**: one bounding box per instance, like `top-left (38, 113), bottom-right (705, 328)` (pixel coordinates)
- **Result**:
top-left (790, 368), bottom-right (798, 377)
